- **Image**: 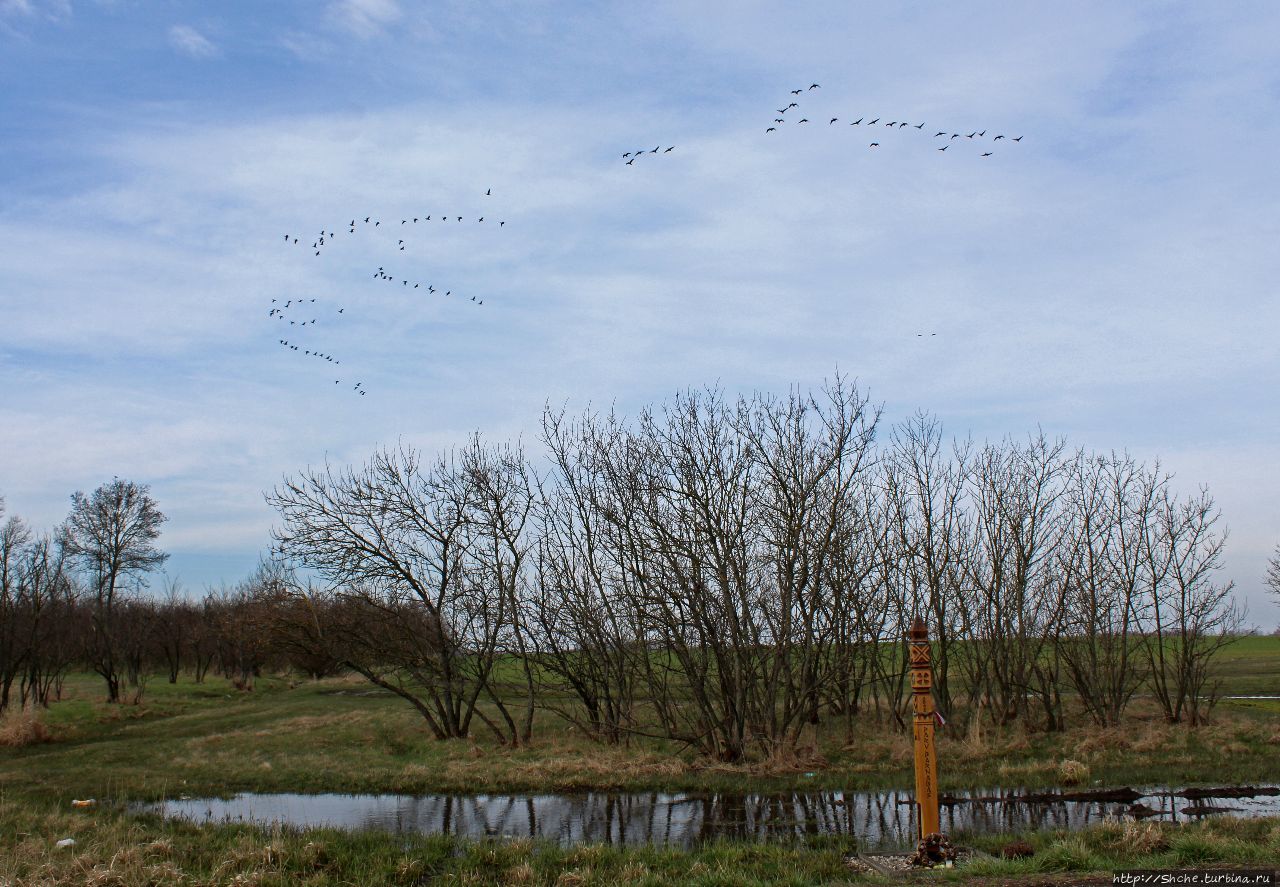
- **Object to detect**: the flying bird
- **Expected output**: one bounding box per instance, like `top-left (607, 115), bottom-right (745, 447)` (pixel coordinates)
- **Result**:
top-left (809, 83), bottom-right (820, 89)
top-left (829, 118), bottom-right (838, 124)
top-left (791, 89), bottom-right (803, 94)
top-left (869, 142), bottom-right (879, 147)
top-left (981, 152), bottom-right (992, 156)
top-left (486, 188), bottom-right (491, 195)
top-left (851, 118), bottom-right (863, 125)
top-left (766, 127), bottom-right (776, 132)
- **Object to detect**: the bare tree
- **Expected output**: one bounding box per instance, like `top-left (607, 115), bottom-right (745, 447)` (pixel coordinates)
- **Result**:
top-left (460, 438), bottom-right (539, 746)
top-left (558, 378), bottom-right (878, 761)
top-left (883, 414), bottom-right (971, 720)
top-left (961, 433), bottom-right (1069, 729)
top-left (0, 501), bottom-right (33, 712)
top-left (1056, 453), bottom-right (1161, 726)
top-left (268, 445), bottom-right (526, 742)
top-left (532, 407), bottom-right (640, 744)
top-left (1143, 487), bottom-right (1242, 724)
top-left (153, 576), bottom-right (192, 684)
top-left (1267, 544), bottom-right (1280, 611)
top-left (59, 479), bottom-right (168, 703)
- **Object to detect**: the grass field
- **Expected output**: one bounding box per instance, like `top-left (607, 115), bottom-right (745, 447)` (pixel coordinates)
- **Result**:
top-left (1, 634), bottom-right (1278, 884)
top-left (2, 803), bottom-right (1278, 885)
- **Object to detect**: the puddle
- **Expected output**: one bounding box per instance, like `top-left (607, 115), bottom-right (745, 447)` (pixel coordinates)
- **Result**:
top-left (138, 785), bottom-right (1280, 849)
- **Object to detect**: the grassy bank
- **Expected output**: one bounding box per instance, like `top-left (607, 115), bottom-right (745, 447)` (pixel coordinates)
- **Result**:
top-left (1, 637), bottom-right (1277, 883)
top-left (3, 664), bottom-right (1279, 807)
top-left (2, 802), bottom-right (1278, 886)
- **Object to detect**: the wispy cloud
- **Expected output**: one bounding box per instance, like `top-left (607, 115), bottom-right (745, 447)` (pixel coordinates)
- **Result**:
top-left (0, 0), bottom-right (34, 17)
top-left (0, 0), bottom-right (70, 21)
top-left (278, 29), bottom-right (333, 62)
top-left (3, 2), bottom-right (1279, 617)
top-left (326, 0), bottom-right (401, 39)
top-left (168, 24), bottom-right (217, 59)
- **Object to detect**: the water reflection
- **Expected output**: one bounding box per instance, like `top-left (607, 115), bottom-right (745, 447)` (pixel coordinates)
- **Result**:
top-left (143, 785), bottom-right (1280, 850)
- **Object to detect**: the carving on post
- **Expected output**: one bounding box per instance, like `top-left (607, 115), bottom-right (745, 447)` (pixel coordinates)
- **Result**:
top-left (909, 615), bottom-right (940, 839)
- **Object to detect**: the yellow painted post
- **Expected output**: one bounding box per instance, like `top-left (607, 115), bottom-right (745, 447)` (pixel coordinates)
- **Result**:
top-left (909, 615), bottom-right (940, 839)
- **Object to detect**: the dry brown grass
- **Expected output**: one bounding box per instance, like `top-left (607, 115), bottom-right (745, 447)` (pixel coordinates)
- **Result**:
top-left (1092, 818), bottom-right (1170, 855)
top-left (615, 861), bottom-right (650, 883)
top-left (451, 748), bottom-right (686, 791)
top-left (0, 707), bottom-right (55, 747)
top-left (1072, 725), bottom-right (1131, 756)
top-left (1057, 758), bottom-right (1090, 786)
top-left (843, 729), bottom-right (913, 767)
top-left (503, 861), bottom-right (536, 883)
top-left (751, 743), bottom-right (830, 776)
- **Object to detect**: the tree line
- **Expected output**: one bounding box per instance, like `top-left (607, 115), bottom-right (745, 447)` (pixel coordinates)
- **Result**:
top-left (0, 377), bottom-right (1252, 763)
top-left (0, 483), bottom-right (336, 712)
top-left (267, 378), bottom-right (1244, 758)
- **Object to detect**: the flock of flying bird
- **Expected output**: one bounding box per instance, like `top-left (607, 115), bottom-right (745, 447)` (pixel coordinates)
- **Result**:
top-left (620, 145), bottom-right (676, 165)
top-left (763, 83), bottom-right (1023, 156)
top-left (269, 84), bottom-right (1027, 398)
top-left (274, 191), bottom-right (502, 396)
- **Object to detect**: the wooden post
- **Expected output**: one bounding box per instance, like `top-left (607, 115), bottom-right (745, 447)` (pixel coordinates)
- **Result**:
top-left (909, 615), bottom-right (940, 839)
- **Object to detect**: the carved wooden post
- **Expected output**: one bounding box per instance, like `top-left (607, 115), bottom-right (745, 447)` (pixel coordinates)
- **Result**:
top-left (909, 615), bottom-right (940, 838)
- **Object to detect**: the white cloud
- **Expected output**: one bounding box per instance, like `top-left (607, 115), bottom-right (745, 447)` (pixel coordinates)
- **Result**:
top-left (278, 29), bottom-right (333, 62)
top-left (4, 2), bottom-right (1279, 615)
top-left (0, 0), bottom-right (71, 20)
top-left (168, 24), bottom-right (217, 59)
top-left (326, 0), bottom-right (400, 39)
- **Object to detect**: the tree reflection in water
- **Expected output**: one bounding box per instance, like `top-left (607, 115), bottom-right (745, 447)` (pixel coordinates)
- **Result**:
top-left (147, 786), bottom-right (1280, 851)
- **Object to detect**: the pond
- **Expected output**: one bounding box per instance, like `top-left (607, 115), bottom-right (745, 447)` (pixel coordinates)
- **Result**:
top-left (139, 784), bottom-right (1280, 850)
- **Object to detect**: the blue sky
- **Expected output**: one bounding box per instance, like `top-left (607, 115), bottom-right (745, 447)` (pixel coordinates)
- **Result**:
top-left (1, 0), bottom-right (1278, 623)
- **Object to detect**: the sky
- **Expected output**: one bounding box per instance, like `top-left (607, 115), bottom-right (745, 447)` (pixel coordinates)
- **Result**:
top-left (1, 0), bottom-right (1277, 624)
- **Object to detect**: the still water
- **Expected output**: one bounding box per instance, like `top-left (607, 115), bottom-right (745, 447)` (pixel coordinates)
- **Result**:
top-left (141, 785), bottom-right (1280, 850)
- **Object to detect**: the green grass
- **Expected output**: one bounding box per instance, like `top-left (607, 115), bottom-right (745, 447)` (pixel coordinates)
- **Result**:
top-left (2, 802), bottom-right (1278, 886)
top-left (5, 647), bottom-right (1280, 810)
top-left (2, 637), bottom-right (1278, 884)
